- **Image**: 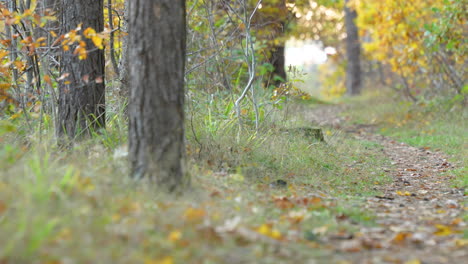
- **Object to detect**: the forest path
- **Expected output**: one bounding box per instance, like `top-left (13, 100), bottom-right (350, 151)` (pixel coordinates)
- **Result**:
top-left (304, 105), bottom-right (466, 264)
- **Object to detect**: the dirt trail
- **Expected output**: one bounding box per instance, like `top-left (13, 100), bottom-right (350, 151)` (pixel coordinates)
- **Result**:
top-left (306, 105), bottom-right (467, 264)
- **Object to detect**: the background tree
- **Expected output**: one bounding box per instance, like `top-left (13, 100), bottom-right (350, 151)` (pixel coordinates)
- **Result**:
top-left (57, 0), bottom-right (105, 140)
top-left (344, 0), bottom-right (361, 95)
top-left (128, 0), bottom-right (188, 191)
top-left (255, 0), bottom-right (290, 88)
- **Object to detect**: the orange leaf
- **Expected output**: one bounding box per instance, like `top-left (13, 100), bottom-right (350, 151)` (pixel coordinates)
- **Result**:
top-left (0, 200), bottom-right (7, 215)
top-left (183, 207), bottom-right (206, 223)
top-left (44, 75), bottom-right (52, 85)
top-left (392, 232), bottom-right (412, 244)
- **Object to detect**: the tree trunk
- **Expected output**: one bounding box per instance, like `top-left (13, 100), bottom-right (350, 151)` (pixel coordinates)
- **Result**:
top-left (271, 45), bottom-right (287, 87)
top-left (57, 0), bottom-right (105, 141)
top-left (344, 0), bottom-right (362, 95)
top-left (118, 0), bottom-right (129, 97)
top-left (128, 0), bottom-right (188, 191)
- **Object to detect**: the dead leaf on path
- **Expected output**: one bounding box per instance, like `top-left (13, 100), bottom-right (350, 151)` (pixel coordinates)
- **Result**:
top-left (433, 224), bottom-right (459, 236)
top-left (273, 196), bottom-right (295, 210)
top-left (404, 259), bottom-right (421, 264)
top-left (298, 196), bottom-right (322, 206)
top-left (396, 190), bottom-right (411, 196)
top-left (144, 256), bottom-right (173, 264)
top-left (451, 218), bottom-right (463, 226)
top-left (454, 239), bottom-right (468, 247)
top-left (392, 232), bottom-right (412, 244)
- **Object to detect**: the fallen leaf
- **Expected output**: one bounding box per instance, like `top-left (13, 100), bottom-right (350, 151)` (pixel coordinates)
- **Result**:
top-left (0, 201), bottom-right (6, 215)
top-left (451, 218), bottom-right (462, 226)
top-left (273, 196), bottom-right (295, 210)
top-left (184, 207), bottom-right (206, 223)
top-left (392, 232), bottom-right (412, 244)
top-left (167, 230), bottom-right (182, 242)
top-left (255, 223), bottom-right (282, 240)
top-left (396, 191), bottom-right (411, 196)
top-left (433, 224), bottom-right (456, 236)
top-left (404, 259), bottom-right (421, 264)
top-left (145, 256), bottom-right (173, 264)
top-left (454, 239), bottom-right (468, 247)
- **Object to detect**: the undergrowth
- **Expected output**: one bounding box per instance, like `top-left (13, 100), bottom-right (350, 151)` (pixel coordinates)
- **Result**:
top-left (0, 91), bottom-right (392, 263)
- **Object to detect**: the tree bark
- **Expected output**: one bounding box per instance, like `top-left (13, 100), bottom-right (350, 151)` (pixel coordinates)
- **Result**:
top-left (270, 44), bottom-right (287, 87)
top-left (344, 0), bottom-right (362, 95)
top-left (118, 0), bottom-right (129, 97)
top-left (128, 0), bottom-right (188, 191)
top-left (57, 0), bottom-right (105, 141)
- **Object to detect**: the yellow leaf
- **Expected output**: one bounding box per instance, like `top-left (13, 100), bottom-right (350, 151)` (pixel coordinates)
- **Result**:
top-left (256, 224), bottom-right (270, 236)
top-left (270, 228), bottom-right (282, 240)
top-left (0, 50), bottom-right (9, 59)
top-left (229, 173), bottom-right (244, 182)
top-left (183, 207), bottom-right (206, 223)
top-left (145, 256), bottom-right (173, 264)
top-left (9, 112), bottom-right (22, 120)
top-left (0, 83), bottom-right (10, 90)
top-left (433, 224), bottom-right (454, 236)
top-left (92, 36), bottom-right (104, 49)
top-left (256, 224), bottom-right (282, 240)
top-left (168, 230), bottom-right (182, 242)
top-left (396, 191), bottom-right (411, 196)
top-left (83, 27), bottom-right (96, 38)
top-left (455, 239), bottom-right (468, 247)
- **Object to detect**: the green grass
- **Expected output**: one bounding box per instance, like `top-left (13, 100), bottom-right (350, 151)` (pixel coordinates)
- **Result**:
top-left (0, 94), bottom-right (393, 264)
top-left (345, 90), bottom-right (467, 189)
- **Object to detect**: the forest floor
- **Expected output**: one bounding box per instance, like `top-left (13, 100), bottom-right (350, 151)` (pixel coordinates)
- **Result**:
top-left (0, 92), bottom-right (466, 264)
top-left (304, 104), bottom-right (467, 263)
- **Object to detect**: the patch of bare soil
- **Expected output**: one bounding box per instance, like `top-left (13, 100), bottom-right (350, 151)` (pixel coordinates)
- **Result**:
top-left (306, 105), bottom-right (467, 264)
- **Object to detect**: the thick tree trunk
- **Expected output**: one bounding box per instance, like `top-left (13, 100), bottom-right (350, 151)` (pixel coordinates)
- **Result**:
top-left (128, 0), bottom-right (188, 191)
top-left (270, 44), bottom-right (287, 87)
top-left (344, 0), bottom-right (362, 95)
top-left (57, 0), bottom-right (105, 141)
